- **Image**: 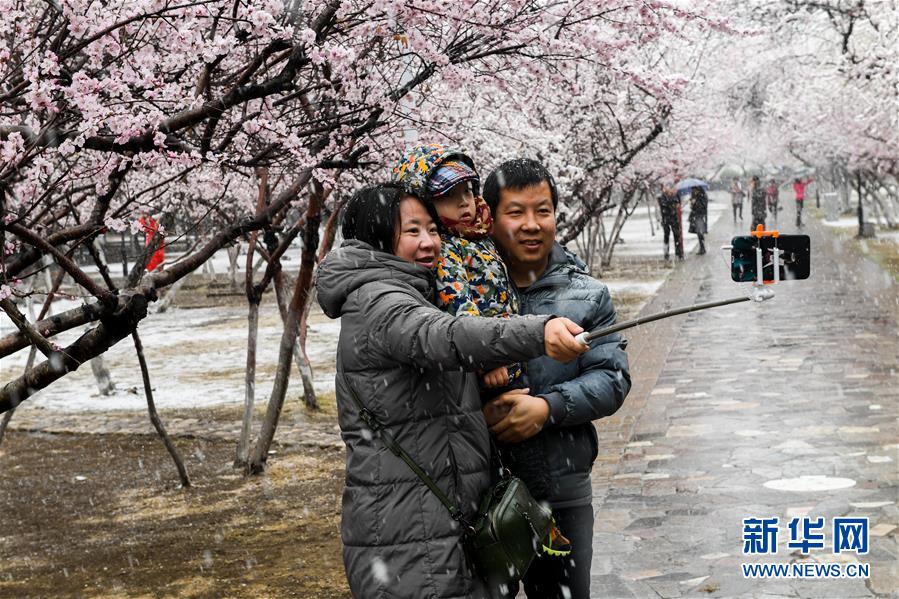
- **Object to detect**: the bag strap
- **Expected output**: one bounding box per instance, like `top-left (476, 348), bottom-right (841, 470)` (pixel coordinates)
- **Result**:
top-left (340, 372), bottom-right (468, 525)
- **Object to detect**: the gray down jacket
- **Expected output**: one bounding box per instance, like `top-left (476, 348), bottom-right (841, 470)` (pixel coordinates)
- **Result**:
top-left (519, 243), bottom-right (631, 508)
top-left (316, 240), bottom-right (552, 599)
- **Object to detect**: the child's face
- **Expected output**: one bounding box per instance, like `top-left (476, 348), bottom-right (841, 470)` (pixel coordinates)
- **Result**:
top-left (433, 181), bottom-right (475, 224)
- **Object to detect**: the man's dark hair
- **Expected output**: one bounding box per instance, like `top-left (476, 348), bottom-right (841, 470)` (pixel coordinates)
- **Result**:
top-left (483, 158), bottom-right (559, 215)
top-left (340, 184), bottom-right (441, 253)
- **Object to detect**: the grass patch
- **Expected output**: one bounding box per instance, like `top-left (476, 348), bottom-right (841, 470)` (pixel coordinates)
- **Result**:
top-left (851, 236), bottom-right (899, 281)
top-left (810, 207), bottom-right (899, 282)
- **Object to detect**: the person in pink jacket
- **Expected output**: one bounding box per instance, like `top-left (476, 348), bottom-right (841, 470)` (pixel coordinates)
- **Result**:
top-left (793, 177), bottom-right (813, 228)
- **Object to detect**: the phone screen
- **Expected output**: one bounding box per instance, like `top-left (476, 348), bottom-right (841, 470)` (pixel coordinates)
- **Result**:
top-left (731, 235), bottom-right (810, 282)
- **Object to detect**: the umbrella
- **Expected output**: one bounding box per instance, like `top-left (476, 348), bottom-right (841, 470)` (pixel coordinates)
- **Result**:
top-left (676, 178), bottom-right (709, 196)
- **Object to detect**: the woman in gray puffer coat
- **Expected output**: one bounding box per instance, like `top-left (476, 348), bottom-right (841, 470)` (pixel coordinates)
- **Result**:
top-left (316, 184), bottom-right (587, 599)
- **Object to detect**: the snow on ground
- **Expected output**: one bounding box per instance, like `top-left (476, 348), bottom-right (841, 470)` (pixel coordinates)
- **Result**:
top-left (602, 192), bottom-right (729, 259)
top-left (1, 191), bottom-right (729, 412)
top-left (80, 243), bottom-right (305, 279)
top-left (605, 279), bottom-right (667, 296)
top-left (821, 217), bottom-right (862, 228)
top-left (0, 300), bottom-right (340, 412)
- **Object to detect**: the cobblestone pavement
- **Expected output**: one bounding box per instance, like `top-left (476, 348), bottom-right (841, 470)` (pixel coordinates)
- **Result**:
top-left (591, 213), bottom-right (898, 597)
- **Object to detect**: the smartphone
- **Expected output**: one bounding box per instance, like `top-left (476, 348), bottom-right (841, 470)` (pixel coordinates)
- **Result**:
top-left (731, 235), bottom-right (810, 282)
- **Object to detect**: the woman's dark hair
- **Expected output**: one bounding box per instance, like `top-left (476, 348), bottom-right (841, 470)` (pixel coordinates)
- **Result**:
top-left (340, 183), bottom-right (441, 253)
top-left (483, 158), bottom-right (559, 215)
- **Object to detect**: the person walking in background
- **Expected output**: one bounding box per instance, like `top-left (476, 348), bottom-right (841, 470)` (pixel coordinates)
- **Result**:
top-left (750, 175), bottom-right (767, 230)
top-left (657, 184), bottom-right (684, 261)
top-left (688, 186), bottom-right (708, 255)
top-left (793, 176), bottom-right (813, 228)
top-left (138, 212), bottom-right (165, 271)
top-left (729, 177), bottom-right (745, 224)
top-left (766, 179), bottom-right (780, 225)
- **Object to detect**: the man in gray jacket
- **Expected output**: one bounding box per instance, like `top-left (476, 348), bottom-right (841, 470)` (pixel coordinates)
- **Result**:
top-left (483, 159), bottom-right (632, 599)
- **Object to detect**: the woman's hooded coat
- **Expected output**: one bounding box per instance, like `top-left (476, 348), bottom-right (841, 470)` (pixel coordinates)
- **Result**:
top-left (316, 240), bottom-right (551, 599)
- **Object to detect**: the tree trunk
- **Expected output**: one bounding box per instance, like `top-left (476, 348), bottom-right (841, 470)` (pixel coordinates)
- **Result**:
top-left (41, 254), bottom-right (55, 294)
top-left (0, 271), bottom-right (65, 445)
top-left (202, 256), bottom-right (216, 279)
top-left (153, 276), bottom-right (187, 314)
top-left (856, 172), bottom-right (867, 238)
top-left (236, 168), bottom-right (268, 469)
top-left (90, 356), bottom-right (116, 395)
top-left (601, 189), bottom-right (630, 267)
top-left (120, 234), bottom-right (128, 278)
top-left (227, 243), bottom-right (241, 290)
top-left (132, 330), bottom-right (191, 488)
top-left (235, 300), bottom-right (260, 467)
top-left (272, 270), bottom-right (312, 396)
top-left (247, 184), bottom-right (325, 474)
top-left (0, 410), bottom-right (13, 445)
top-left (247, 278), bottom-right (303, 474)
top-left (296, 290), bottom-right (318, 410)
top-left (839, 166), bottom-right (851, 212)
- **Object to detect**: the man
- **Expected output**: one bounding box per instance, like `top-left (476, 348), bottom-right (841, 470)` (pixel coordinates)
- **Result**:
top-left (657, 184), bottom-right (684, 261)
top-left (482, 158), bottom-right (632, 599)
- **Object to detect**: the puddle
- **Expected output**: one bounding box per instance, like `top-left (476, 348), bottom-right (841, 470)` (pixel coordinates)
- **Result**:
top-left (763, 475), bottom-right (856, 492)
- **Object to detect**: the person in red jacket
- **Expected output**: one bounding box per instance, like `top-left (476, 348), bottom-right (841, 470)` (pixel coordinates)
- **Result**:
top-left (138, 213), bottom-right (165, 271)
top-left (793, 177), bottom-right (813, 228)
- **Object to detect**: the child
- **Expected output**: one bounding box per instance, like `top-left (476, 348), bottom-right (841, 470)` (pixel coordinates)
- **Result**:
top-left (391, 143), bottom-right (571, 557)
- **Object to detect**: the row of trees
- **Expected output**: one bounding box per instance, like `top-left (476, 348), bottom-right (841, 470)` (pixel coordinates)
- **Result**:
top-left (1, 0), bottom-right (894, 482)
top-left (702, 0), bottom-right (898, 233)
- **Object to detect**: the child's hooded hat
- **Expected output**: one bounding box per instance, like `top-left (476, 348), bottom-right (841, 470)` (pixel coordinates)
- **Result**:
top-left (390, 143), bottom-right (480, 198)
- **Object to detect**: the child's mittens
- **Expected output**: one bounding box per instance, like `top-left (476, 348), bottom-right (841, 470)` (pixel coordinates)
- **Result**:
top-left (481, 366), bottom-right (510, 389)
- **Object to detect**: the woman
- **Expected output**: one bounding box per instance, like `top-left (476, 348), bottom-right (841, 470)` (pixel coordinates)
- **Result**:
top-left (729, 177), bottom-right (744, 224)
top-left (315, 184), bottom-right (587, 599)
top-left (688, 186), bottom-right (708, 255)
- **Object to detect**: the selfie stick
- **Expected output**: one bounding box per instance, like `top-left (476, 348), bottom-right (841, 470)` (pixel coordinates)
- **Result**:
top-left (574, 225), bottom-right (780, 345)
top-left (574, 296), bottom-right (753, 345)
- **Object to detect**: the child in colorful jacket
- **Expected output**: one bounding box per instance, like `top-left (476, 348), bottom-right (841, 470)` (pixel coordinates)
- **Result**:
top-left (392, 143), bottom-right (571, 556)
top-left (392, 144), bottom-right (521, 388)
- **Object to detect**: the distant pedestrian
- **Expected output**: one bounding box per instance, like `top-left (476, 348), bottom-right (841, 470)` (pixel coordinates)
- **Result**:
top-left (657, 184), bottom-right (684, 261)
top-left (138, 212), bottom-right (165, 271)
top-left (750, 176), bottom-right (766, 230)
top-left (766, 179), bottom-right (780, 225)
top-left (793, 177), bottom-right (813, 228)
top-left (688, 186), bottom-right (708, 255)
top-left (729, 177), bottom-right (744, 224)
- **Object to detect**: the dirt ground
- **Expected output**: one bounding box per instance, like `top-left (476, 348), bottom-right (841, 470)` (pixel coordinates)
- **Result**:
top-left (0, 430), bottom-right (350, 599)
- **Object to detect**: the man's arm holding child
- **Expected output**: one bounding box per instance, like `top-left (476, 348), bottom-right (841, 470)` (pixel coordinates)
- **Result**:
top-left (484, 286), bottom-right (630, 439)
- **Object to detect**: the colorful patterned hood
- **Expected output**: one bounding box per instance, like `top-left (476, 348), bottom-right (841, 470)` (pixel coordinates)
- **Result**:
top-left (390, 143), bottom-right (477, 196)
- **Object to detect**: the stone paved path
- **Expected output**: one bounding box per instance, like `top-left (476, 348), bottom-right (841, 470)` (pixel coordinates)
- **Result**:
top-left (591, 212), bottom-right (898, 597)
